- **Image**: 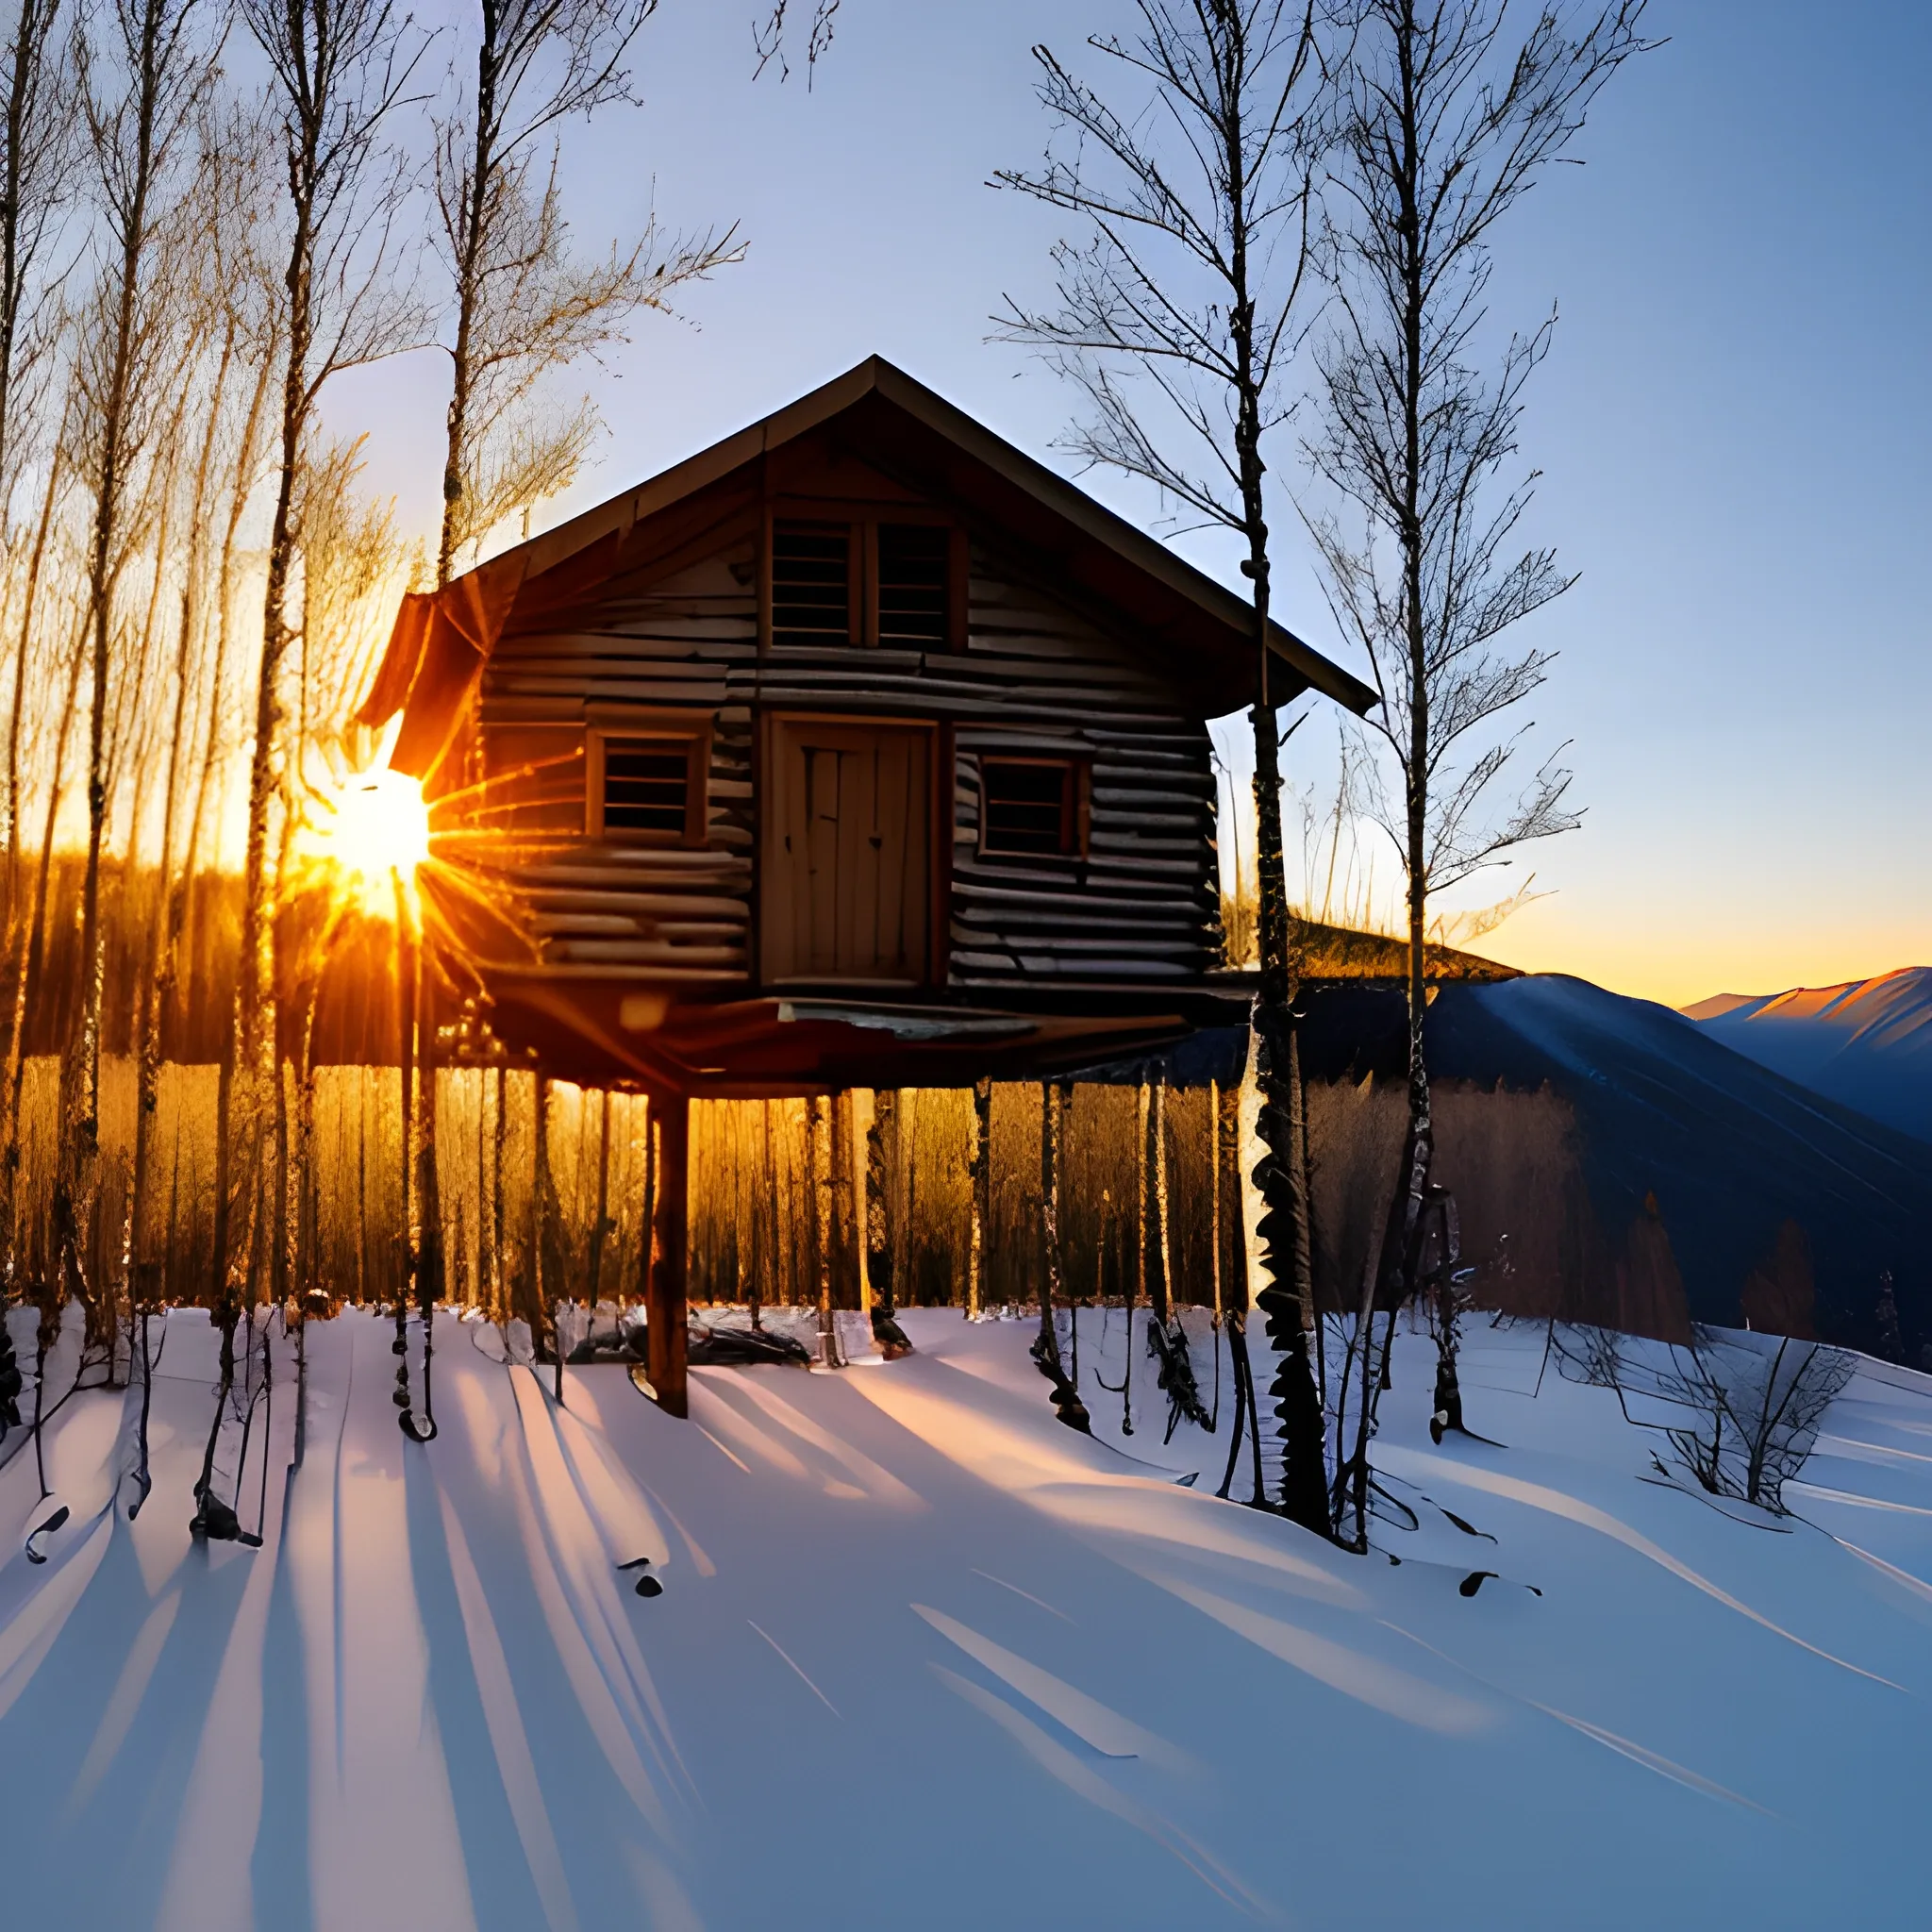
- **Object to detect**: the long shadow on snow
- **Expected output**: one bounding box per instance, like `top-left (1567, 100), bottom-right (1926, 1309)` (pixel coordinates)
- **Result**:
top-left (0, 1503), bottom-right (257, 1924)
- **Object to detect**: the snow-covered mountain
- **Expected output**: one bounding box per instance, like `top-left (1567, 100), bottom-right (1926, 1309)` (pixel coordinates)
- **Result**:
top-left (1683, 968), bottom-right (1932, 1143)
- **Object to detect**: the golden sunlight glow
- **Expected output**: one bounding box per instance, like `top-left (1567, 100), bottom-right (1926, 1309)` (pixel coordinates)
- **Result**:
top-left (300, 721), bottom-right (432, 920)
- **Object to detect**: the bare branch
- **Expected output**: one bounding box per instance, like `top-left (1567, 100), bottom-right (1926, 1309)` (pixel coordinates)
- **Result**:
top-left (434, 1), bottom-right (741, 581)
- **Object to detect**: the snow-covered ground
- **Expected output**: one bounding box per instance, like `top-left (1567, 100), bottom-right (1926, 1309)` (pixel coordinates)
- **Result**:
top-left (3, 1302), bottom-right (1931, 1929)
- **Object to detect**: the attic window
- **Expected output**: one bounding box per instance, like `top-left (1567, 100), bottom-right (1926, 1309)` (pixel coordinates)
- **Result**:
top-left (876, 524), bottom-right (950, 645)
top-left (772, 522), bottom-right (851, 647)
top-left (591, 729), bottom-right (708, 844)
top-left (980, 757), bottom-right (1087, 858)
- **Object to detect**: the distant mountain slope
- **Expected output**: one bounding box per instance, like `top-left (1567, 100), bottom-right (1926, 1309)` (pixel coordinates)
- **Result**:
top-left (1296, 974), bottom-right (1932, 1357)
top-left (1684, 967), bottom-right (1932, 1142)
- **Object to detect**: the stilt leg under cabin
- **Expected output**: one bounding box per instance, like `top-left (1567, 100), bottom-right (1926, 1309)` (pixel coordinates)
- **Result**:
top-left (646, 1093), bottom-right (690, 1418)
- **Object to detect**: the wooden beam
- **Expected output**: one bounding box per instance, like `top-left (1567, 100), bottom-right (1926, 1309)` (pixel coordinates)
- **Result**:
top-left (646, 1093), bottom-right (691, 1417)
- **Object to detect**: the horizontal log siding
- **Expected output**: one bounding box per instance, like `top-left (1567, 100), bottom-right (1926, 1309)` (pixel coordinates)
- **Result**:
top-left (458, 537), bottom-right (1221, 988)
top-left (465, 546), bottom-right (758, 979)
top-left (948, 551), bottom-right (1219, 986)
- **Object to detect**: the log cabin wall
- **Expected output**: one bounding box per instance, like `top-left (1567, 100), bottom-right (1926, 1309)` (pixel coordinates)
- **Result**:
top-left (436, 457), bottom-right (1224, 989)
top-left (462, 534), bottom-right (761, 982)
top-left (948, 547), bottom-right (1221, 987)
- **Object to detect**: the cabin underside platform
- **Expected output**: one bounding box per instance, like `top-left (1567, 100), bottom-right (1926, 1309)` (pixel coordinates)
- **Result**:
top-left (453, 967), bottom-right (1254, 1097)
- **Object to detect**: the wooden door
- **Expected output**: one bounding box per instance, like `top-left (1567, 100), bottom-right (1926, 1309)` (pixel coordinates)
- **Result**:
top-left (763, 717), bottom-right (934, 985)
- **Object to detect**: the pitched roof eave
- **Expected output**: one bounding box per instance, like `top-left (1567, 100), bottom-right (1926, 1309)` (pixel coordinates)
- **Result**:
top-left (358, 356), bottom-right (1377, 745)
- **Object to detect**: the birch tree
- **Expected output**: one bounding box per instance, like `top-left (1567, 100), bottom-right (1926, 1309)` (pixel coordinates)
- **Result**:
top-left (0, 0), bottom-right (75, 1016)
top-left (64, 0), bottom-right (213, 1341)
top-left (997, 1), bottom-right (1334, 1535)
top-left (0, 0), bottom-right (73, 534)
top-left (1305, 0), bottom-right (1649, 1436)
top-left (223, 0), bottom-right (426, 1312)
top-left (434, 0), bottom-right (740, 586)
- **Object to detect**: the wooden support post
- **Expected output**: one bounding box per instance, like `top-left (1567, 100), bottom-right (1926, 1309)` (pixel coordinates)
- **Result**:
top-left (646, 1092), bottom-right (690, 1417)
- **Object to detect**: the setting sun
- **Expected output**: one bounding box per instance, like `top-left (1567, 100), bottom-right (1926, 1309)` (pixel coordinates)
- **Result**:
top-left (300, 734), bottom-right (432, 919)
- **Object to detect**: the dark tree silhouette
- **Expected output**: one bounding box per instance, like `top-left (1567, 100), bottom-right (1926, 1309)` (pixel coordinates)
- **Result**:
top-left (1306, 0), bottom-right (1651, 1436)
top-left (999, 0), bottom-right (1332, 1536)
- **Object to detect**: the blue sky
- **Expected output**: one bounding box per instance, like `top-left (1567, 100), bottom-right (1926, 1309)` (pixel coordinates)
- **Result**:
top-left (334, 0), bottom-right (1932, 1007)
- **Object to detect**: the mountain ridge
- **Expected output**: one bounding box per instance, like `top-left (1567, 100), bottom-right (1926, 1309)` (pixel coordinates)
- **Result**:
top-left (1683, 966), bottom-right (1932, 1142)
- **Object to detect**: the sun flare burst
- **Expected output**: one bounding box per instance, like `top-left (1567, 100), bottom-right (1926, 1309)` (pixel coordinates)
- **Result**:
top-left (300, 724), bottom-right (432, 920)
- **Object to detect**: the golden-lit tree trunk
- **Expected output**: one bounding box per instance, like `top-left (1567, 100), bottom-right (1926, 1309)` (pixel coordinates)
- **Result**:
top-left (966, 1074), bottom-right (991, 1318)
top-left (587, 1086), bottom-right (611, 1313)
top-left (71, 0), bottom-right (207, 1362)
top-left (133, 316), bottom-right (238, 1357)
top-left (807, 1092), bottom-right (834, 1364)
top-left (527, 1072), bottom-right (553, 1376)
top-left (4, 616), bottom-right (83, 1296)
top-left (644, 1093), bottom-right (688, 1416)
top-left (0, 414), bottom-right (67, 1259)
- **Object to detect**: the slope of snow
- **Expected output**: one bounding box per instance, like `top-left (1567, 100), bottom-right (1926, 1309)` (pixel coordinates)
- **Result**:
top-left (3, 1303), bottom-right (1931, 1929)
top-left (1685, 967), bottom-right (1932, 1142)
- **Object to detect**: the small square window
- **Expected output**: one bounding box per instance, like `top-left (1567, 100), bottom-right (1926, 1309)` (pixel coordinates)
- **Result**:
top-left (592, 730), bottom-right (706, 843)
top-left (603, 741), bottom-right (689, 832)
top-left (980, 758), bottom-right (1085, 858)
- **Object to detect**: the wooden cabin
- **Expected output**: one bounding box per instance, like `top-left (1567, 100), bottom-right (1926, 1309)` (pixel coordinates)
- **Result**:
top-left (358, 356), bottom-right (1373, 1409)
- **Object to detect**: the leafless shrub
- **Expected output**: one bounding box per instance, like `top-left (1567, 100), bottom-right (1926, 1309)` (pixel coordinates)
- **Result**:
top-left (1553, 1321), bottom-right (1855, 1513)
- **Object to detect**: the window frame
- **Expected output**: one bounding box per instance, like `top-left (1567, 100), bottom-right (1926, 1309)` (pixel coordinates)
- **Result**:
top-left (763, 506), bottom-right (969, 652)
top-left (975, 753), bottom-right (1091, 862)
top-left (769, 517), bottom-right (860, 650)
top-left (586, 720), bottom-right (712, 848)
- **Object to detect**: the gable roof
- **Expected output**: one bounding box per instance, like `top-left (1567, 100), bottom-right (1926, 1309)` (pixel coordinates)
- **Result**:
top-left (361, 356), bottom-right (1375, 775)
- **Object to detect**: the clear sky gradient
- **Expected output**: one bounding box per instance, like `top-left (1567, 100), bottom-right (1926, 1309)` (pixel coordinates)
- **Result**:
top-left (333, 0), bottom-right (1932, 1009)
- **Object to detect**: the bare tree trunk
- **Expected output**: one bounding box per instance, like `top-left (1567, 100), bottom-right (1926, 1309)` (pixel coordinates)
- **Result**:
top-left (863, 1088), bottom-right (891, 1311)
top-left (71, 0), bottom-right (195, 1360)
top-left (391, 876), bottom-right (415, 1417)
top-left (587, 1084), bottom-right (610, 1313)
top-left (3, 399), bottom-right (64, 939)
top-left (0, 0), bottom-right (65, 514)
top-left (808, 1091), bottom-right (835, 1365)
top-left (534, 1071), bottom-right (560, 1397)
top-left (133, 318), bottom-right (235, 1346)
top-left (491, 1062), bottom-right (507, 1324)
top-left (1031, 1077), bottom-right (1089, 1430)
top-left (0, 415), bottom-right (64, 1228)
top-left (893, 1089), bottom-right (914, 1313)
top-left (5, 614), bottom-right (83, 1286)
top-left (966, 1074), bottom-right (990, 1318)
top-left (1142, 1076), bottom-right (1168, 1322)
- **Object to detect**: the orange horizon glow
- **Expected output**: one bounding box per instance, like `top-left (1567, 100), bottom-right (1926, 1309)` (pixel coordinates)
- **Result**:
top-left (1475, 895), bottom-right (1932, 1013)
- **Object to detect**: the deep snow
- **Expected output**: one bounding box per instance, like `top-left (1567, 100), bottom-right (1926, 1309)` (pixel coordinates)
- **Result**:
top-left (3, 1302), bottom-right (1932, 1930)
